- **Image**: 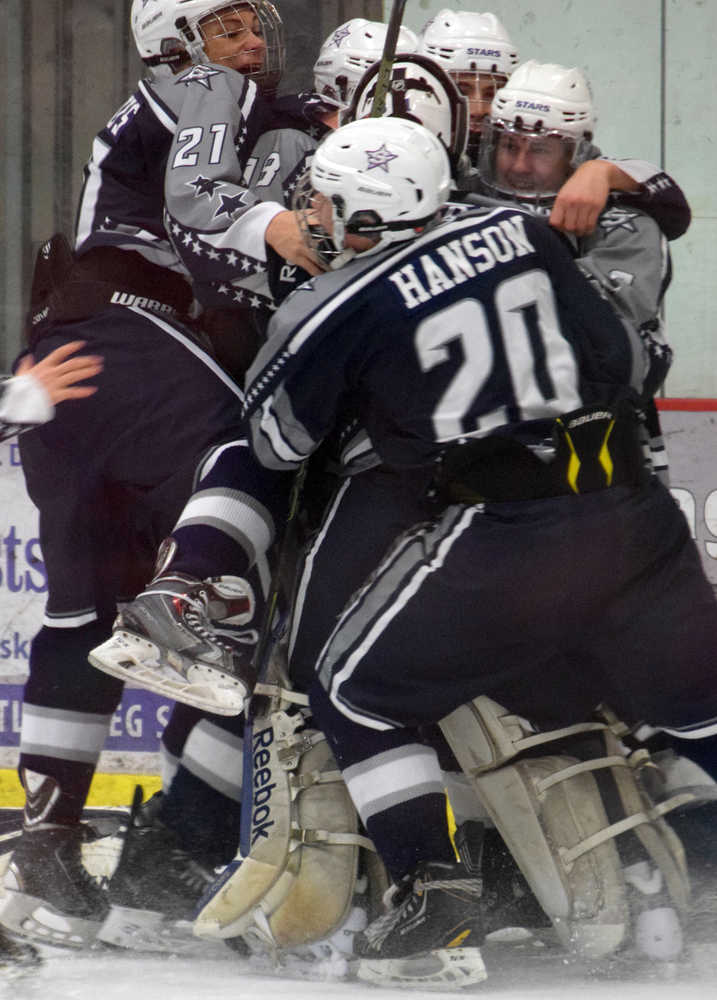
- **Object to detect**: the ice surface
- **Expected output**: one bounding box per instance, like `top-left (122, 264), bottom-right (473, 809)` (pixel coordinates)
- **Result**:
top-left (4, 942), bottom-right (715, 1000)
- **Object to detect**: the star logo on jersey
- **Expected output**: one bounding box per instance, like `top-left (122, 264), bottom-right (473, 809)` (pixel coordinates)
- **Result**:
top-left (366, 143), bottom-right (398, 173)
top-left (189, 175), bottom-right (224, 199)
top-left (215, 192), bottom-right (247, 219)
top-left (331, 25), bottom-right (352, 47)
top-left (598, 208), bottom-right (639, 235)
top-left (176, 65), bottom-right (221, 90)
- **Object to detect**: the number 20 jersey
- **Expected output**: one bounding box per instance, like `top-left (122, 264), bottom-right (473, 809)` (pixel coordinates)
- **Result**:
top-left (244, 205), bottom-right (648, 473)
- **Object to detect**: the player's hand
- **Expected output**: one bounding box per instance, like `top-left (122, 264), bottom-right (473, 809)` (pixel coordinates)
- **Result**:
top-left (266, 210), bottom-right (325, 276)
top-left (17, 341), bottom-right (103, 404)
top-left (549, 161), bottom-right (613, 236)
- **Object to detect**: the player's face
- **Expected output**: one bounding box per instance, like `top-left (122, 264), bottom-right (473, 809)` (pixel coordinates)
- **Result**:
top-left (199, 5), bottom-right (266, 74)
top-left (494, 131), bottom-right (571, 194)
top-left (313, 193), bottom-right (376, 253)
top-left (453, 71), bottom-right (508, 134)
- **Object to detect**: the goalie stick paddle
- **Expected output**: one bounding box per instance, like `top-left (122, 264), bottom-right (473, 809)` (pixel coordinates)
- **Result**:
top-left (369, 0), bottom-right (409, 118)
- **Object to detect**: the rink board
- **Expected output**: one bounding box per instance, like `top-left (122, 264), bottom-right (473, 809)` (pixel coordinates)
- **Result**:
top-left (1, 404), bottom-right (716, 805)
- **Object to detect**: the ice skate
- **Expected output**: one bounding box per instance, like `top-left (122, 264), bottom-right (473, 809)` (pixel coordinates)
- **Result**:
top-left (96, 789), bottom-right (229, 957)
top-left (88, 573), bottom-right (257, 716)
top-left (0, 822), bottom-right (109, 948)
top-left (354, 859), bottom-right (487, 989)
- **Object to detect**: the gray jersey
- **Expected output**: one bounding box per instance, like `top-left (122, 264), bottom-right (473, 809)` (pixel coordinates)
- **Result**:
top-left (163, 66), bottom-right (318, 316)
top-left (176, 126), bottom-right (318, 317)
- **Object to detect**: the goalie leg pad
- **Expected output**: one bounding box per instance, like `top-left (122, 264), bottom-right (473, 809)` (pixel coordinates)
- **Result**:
top-left (195, 703), bottom-right (375, 951)
top-left (440, 698), bottom-right (691, 961)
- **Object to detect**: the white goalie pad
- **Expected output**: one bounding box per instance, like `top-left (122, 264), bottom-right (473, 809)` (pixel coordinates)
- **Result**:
top-left (194, 685), bottom-right (375, 951)
top-left (440, 697), bottom-right (693, 961)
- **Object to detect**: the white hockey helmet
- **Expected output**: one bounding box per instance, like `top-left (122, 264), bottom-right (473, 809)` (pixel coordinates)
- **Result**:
top-left (130, 0), bottom-right (284, 91)
top-left (490, 60), bottom-right (596, 140)
top-left (293, 117), bottom-right (452, 268)
top-left (418, 9), bottom-right (518, 77)
top-left (312, 19), bottom-right (419, 110)
top-left (479, 60), bottom-right (597, 201)
top-left (344, 54), bottom-right (468, 173)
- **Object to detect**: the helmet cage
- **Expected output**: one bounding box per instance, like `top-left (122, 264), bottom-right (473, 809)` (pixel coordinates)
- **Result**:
top-left (478, 118), bottom-right (592, 206)
top-left (292, 171), bottom-right (443, 270)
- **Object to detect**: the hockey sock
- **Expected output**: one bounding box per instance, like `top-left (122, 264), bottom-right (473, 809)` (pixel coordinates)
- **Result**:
top-left (309, 680), bottom-right (455, 881)
top-left (19, 619), bottom-right (123, 825)
top-left (159, 765), bottom-right (242, 867)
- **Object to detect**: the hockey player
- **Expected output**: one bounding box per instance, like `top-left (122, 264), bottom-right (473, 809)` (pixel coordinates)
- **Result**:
top-left (0, 0), bottom-right (322, 951)
top-left (416, 10), bottom-right (690, 243)
top-left (0, 342), bottom-right (102, 443)
top-left (241, 117), bottom-right (717, 983)
top-left (59, 17), bottom-right (403, 955)
top-left (418, 7), bottom-right (518, 155)
top-left (89, 43), bottom-right (684, 865)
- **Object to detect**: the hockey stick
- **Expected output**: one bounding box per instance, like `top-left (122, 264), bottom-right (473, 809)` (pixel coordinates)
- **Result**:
top-left (237, 461), bottom-right (307, 858)
top-left (369, 0), bottom-right (409, 118)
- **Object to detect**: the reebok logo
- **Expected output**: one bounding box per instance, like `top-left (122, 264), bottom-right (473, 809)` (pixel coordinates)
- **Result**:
top-left (251, 725), bottom-right (277, 845)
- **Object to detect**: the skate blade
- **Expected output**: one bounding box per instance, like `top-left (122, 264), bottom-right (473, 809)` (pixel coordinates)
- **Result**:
top-left (97, 905), bottom-right (230, 957)
top-left (0, 889), bottom-right (101, 949)
top-left (356, 946), bottom-right (487, 990)
top-left (88, 633), bottom-right (245, 716)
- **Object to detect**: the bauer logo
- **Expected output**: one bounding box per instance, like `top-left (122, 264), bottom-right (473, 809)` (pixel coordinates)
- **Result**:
top-left (251, 725), bottom-right (277, 845)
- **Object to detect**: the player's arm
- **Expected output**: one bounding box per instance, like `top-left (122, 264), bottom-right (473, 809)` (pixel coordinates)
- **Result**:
top-left (551, 158), bottom-right (690, 240)
top-left (0, 341), bottom-right (102, 441)
top-left (550, 160), bottom-right (639, 237)
top-left (243, 289), bottom-right (364, 470)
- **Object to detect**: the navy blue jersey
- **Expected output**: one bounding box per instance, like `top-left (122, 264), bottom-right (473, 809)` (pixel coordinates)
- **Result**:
top-left (244, 206), bottom-right (643, 472)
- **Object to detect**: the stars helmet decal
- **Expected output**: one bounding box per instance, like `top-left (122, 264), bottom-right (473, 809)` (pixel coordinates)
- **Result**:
top-left (365, 143), bottom-right (398, 173)
top-left (331, 25), bottom-right (352, 47)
